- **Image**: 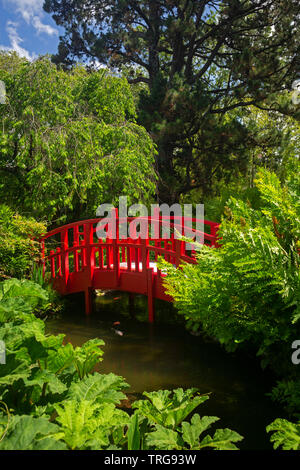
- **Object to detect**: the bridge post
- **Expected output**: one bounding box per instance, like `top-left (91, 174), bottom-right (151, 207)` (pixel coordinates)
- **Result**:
top-left (61, 229), bottom-right (69, 289)
top-left (147, 267), bottom-right (155, 323)
top-left (112, 208), bottom-right (120, 287)
top-left (84, 288), bottom-right (92, 315)
top-left (84, 222), bottom-right (94, 315)
top-left (175, 240), bottom-right (183, 267)
top-left (210, 223), bottom-right (220, 247)
top-left (141, 237), bottom-right (149, 270)
top-left (74, 225), bottom-right (79, 272)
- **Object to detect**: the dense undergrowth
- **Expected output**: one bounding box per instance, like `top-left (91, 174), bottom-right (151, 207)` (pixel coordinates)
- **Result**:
top-left (0, 278), bottom-right (299, 449)
top-left (160, 167), bottom-right (300, 448)
top-left (0, 278), bottom-right (247, 450)
top-left (0, 165), bottom-right (299, 449)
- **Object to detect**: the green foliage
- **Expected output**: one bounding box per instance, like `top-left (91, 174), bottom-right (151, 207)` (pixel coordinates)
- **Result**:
top-left (161, 167), bottom-right (300, 381)
top-left (268, 380), bottom-right (300, 419)
top-left (29, 264), bottom-right (63, 315)
top-left (0, 278), bottom-right (50, 322)
top-left (132, 389), bottom-right (243, 450)
top-left (67, 373), bottom-right (129, 404)
top-left (73, 339), bottom-right (105, 380)
top-left (0, 205), bottom-right (46, 279)
top-left (0, 414), bottom-right (67, 450)
top-left (0, 279), bottom-right (112, 414)
top-left (0, 279), bottom-right (243, 450)
top-left (146, 420), bottom-right (243, 451)
top-left (127, 412), bottom-right (141, 450)
top-left (53, 400), bottom-right (129, 450)
top-left (43, 0), bottom-right (299, 202)
top-left (267, 418), bottom-right (300, 450)
top-left (0, 52), bottom-right (157, 223)
top-left (132, 388), bottom-right (209, 430)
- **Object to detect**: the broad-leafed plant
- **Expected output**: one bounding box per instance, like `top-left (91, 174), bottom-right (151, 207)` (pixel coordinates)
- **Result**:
top-left (130, 389), bottom-right (243, 450)
top-left (267, 418), bottom-right (300, 450)
top-left (0, 278), bottom-right (244, 450)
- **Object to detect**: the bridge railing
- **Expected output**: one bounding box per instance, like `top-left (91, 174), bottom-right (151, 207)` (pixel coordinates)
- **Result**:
top-left (40, 212), bottom-right (220, 282)
top-left (39, 212), bottom-right (220, 318)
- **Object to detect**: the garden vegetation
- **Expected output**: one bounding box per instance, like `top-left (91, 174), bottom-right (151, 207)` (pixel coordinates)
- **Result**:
top-left (0, 0), bottom-right (299, 450)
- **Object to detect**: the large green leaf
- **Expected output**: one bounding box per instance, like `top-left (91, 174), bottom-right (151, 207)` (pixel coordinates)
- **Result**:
top-left (142, 389), bottom-right (173, 410)
top-left (54, 400), bottom-right (106, 449)
top-left (0, 352), bottom-right (30, 385)
top-left (0, 279), bottom-right (49, 319)
top-left (54, 399), bottom-right (128, 450)
top-left (181, 414), bottom-right (220, 449)
top-left (67, 372), bottom-right (129, 404)
top-left (266, 418), bottom-right (300, 450)
top-left (73, 339), bottom-right (105, 379)
top-left (145, 413), bottom-right (243, 450)
top-left (0, 414), bottom-right (67, 450)
top-left (15, 337), bottom-right (49, 364)
top-left (127, 412), bottom-right (140, 450)
top-left (199, 428), bottom-right (243, 450)
top-left (24, 369), bottom-right (67, 396)
top-left (133, 388), bottom-right (209, 430)
top-left (0, 319), bottom-right (46, 351)
top-left (40, 342), bottom-right (75, 375)
top-left (146, 424), bottom-right (183, 450)
top-left (41, 333), bottom-right (66, 350)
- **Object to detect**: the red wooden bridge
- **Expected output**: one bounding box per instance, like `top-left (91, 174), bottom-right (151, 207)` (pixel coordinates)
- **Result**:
top-left (40, 210), bottom-right (219, 322)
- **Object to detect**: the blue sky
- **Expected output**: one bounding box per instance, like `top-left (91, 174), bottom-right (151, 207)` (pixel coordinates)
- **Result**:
top-left (0, 0), bottom-right (64, 60)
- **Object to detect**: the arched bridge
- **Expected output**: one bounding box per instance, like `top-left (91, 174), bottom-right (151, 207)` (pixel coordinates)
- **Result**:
top-left (40, 210), bottom-right (219, 322)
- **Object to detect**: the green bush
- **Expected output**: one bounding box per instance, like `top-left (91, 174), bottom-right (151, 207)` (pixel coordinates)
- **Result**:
top-left (161, 166), bottom-right (300, 373)
top-left (268, 379), bottom-right (300, 419)
top-left (0, 205), bottom-right (46, 279)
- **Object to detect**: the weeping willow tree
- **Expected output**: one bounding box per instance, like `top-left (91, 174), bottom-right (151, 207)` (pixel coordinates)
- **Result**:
top-left (0, 52), bottom-right (157, 224)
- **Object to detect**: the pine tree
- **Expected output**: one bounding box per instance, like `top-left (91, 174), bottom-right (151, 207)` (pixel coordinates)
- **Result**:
top-left (44, 0), bottom-right (300, 202)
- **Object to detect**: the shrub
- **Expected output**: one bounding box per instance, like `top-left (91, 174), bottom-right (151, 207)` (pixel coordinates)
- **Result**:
top-left (161, 167), bottom-right (300, 373)
top-left (0, 205), bottom-right (46, 279)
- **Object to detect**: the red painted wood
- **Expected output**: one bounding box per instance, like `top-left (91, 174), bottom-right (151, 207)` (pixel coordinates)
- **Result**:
top-left (147, 267), bottom-right (155, 323)
top-left (39, 215), bottom-right (220, 318)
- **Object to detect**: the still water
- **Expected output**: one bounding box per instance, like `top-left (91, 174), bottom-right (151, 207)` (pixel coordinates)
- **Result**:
top-left (45, 290), bottom-right (284, 450)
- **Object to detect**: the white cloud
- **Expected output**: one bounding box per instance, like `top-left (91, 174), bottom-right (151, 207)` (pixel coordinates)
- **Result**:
top-left (92, 59), bottom-right (108, 70)
top-left (0, 21), bottom-right (36, 60)
top-left (4, 0), bottom-right (43, 21)
top-left (3, 0), bottom-right (58, 36)
top-left (32, 16), bottom-right (58, 36)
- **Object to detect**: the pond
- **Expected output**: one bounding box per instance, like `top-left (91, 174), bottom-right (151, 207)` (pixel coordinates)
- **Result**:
top-left (45, 290), bottom-right (284, 450)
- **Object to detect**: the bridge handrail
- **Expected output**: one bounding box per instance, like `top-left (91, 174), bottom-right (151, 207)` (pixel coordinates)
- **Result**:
top-left (38, 214), bottom-right (220, 318)
top-left (40, 216), bottom-right (219, 241)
